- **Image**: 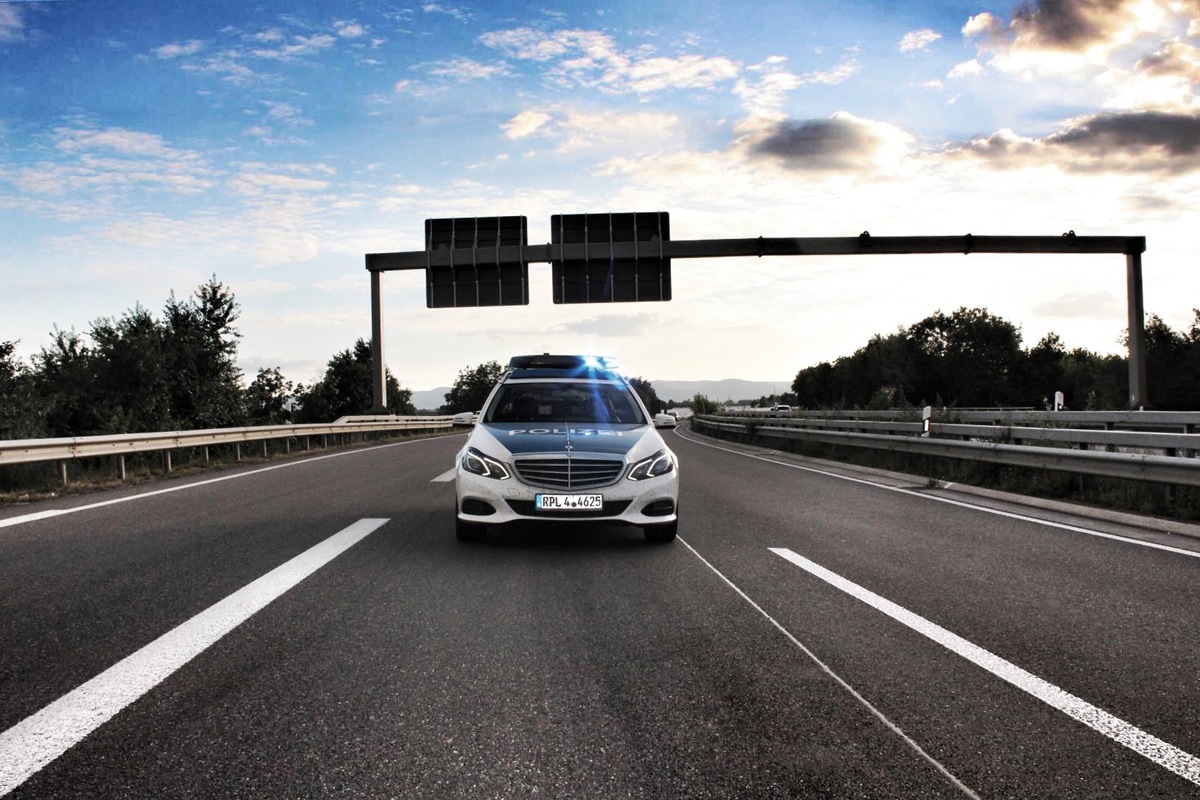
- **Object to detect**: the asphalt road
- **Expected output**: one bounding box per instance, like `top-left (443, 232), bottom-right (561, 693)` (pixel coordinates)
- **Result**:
top-left (2, 427), bottom-right (1199, 798)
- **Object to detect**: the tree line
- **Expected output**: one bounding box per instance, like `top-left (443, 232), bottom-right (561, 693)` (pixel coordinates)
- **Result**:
top-left (440, 360), bottom-right (668, 415)
top-left (790, 306), bottom-right (1200, 411)
top-left (0, 277), bottom-right (414, 441)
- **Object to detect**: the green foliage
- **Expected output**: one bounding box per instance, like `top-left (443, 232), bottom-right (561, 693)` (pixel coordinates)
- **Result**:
top-left (0, 341), bottom-right (44, 439)
top-left (2, 278), bottom-right (419, 438)
top-left (296, 339), bottom-right (413, 422)
top-left (690, 393), bottom-right (720, 415)
top-left (628, 377), bottom-right (663, 414)
top-left (790, 305), bottom-right (1188, 411)
top-left (442, 361), bottom-right (503, 414)
top-left (244, 367), bottom-right (296, 425)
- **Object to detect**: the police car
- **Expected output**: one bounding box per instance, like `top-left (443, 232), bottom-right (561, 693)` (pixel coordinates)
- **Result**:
top-left (453, 355), bottom-right (679, 543)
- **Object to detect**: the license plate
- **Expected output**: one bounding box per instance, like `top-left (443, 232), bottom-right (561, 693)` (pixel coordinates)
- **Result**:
top-left (536, 493), bottom-right (604, 511)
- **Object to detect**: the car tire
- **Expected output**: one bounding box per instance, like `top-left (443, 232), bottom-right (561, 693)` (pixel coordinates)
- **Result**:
top-left (643, 519), bottom-right (677, 543)
top-left (456, 516), bottom-right (488, 543)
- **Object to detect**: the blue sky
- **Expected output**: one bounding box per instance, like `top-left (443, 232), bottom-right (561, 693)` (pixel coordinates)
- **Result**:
top-left (2, 0), bottom-right (1199, 393)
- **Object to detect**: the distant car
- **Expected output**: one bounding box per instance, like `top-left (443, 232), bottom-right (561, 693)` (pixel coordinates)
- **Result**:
top-left (654, 412), bottom-right (677, 428)
top-left (770, 404), bottom-right (792, 417)
top-left (454, 354), bottom-right (680, 544)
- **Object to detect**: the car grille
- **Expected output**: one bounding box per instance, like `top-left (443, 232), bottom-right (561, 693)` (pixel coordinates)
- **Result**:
top-left (513, 456), bottom-right (625, 489)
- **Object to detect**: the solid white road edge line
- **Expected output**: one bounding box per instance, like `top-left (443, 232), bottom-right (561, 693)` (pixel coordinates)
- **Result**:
top-left (678, 536), bottom-right (982, 800)
top-left (770, 546), bottom-right (1200, 788)
top-left (0, 517), bottom-right (390, 797)
top-left (674, 429), bottom-right (1200, 559)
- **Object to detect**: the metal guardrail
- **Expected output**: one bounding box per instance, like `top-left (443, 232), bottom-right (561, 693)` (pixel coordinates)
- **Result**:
top-left (693, 410), bottom-right (1200, 488)
top-left (0, 416), bottom-right (458, 484)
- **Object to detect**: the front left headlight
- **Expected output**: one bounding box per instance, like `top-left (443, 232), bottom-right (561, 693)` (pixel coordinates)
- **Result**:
top-left (461, 447), bottom-right (511, 480)
top-left (627, 449), bottom-right (676, 481)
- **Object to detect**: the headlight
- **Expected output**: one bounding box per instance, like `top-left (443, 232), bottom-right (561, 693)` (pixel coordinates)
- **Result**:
top-left (627, 449), bottom-right (676, 481)
top-left (461, 447), bottom-right (511, 480)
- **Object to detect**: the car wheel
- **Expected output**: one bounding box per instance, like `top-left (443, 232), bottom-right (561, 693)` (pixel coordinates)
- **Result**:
top-left (456, 516), bottom-right (488, 543)
top-left (643, 519), bottom-right (677, 543)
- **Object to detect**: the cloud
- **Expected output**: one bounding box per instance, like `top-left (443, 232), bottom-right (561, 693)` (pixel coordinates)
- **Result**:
top-left (1033, 290), bottom-right (1123, 318)
top-left (480, 27), bottom-right (739, 96)
top-left (948, 59), bottom-right (985, 79)
top-left (250, 33), bottom-right (336, 60)
top-left (422, 3), bottom-right (472, 23)
top-left (963, 0), bottom-right (1191, 77)
top-left (428, 57), bottom-right (511, 81)
top-left (0, 3), bottom-right (23, 42)
top-left (900, 29), bottom-right (942, 53)
top-left (946, 110), bottom-right (1200, 173)
top-left (503, 110), bottom-right (552, 139)
top-left (742, 112), bottom-right (913, 173)
top-left (334, 21), bottom-right (365, 39)
top-left (154, 39), bottom-right (205, 59)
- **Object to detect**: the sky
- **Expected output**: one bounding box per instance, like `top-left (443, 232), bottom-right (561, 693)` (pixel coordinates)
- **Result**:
top-left (2, 0), bottom-right (1199, 393)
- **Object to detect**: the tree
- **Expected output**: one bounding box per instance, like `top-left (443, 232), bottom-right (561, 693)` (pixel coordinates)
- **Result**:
top-left (244, 367), bottom-right (296, 425)
top-left (629, 377), bottom-right (663, 414)
top-left (690, 393), bottom-right (720, 415)
top-left (35, 327), bottom-right (104, 437)
top-left (296, 339), bottom-right (413, 422)
top-left (0, 341), bottom-right (43, 439)
top-left (906, 307), bottom-right (1024, 407)
top-left (443, 361), bottom-right (503, 414)
top-left (163, 276), bottom-right (245, 428)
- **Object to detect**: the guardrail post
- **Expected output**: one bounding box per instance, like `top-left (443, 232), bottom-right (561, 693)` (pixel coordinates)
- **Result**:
top-left (285, 437), bottom-right (291, 455)
top-left (235, 442), bottom-right (242, 462)
top-left (57, 460), bottom-right (68, 485)
top-left (162, 451), bottom-right (172, 473)
top-left (262, 440), bottom-right (269, 458)
top-left (117, 454), bottom-right (126, 481)
top-left (203, 445), bottom-right (210, 465)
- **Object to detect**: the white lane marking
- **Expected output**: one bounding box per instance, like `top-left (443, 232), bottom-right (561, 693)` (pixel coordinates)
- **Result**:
top-left (0, 517), bottom-right (389, 796)
top-left (0, 436), bottom-right (451, 530)
top-left (770, 546), bottom-right (1200, 787)
top-left (674, 429), bottom-right (1200, 559)
top-left (679, 537), bottom-right (981, 799)
top-left (431, 468), bottom-right (457, 483)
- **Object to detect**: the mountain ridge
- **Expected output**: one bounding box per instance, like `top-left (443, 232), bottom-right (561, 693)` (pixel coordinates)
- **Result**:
top-left (410, 378), bottom-right (791, 411)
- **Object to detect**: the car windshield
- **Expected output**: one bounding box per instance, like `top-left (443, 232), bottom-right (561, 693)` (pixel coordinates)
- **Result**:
top-left (485, 381), bottom-right (646, 425)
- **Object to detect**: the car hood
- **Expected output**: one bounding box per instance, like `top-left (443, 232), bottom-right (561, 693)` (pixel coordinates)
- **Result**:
top-left (476, 422), bottom-right (651, 457)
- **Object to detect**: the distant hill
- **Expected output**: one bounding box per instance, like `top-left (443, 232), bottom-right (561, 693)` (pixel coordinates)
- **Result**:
top-left (410, 379), bottom-right (791, 412)
top-left (651, 379), bottom-right (793, 405)
top-left (412, 387), bottom-right (452, 412)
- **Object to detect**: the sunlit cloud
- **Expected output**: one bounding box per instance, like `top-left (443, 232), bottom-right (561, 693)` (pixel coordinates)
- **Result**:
top-left (900, 28), bottom-right (941, 53)
top-left (427, 57), bottom-right (511, 81)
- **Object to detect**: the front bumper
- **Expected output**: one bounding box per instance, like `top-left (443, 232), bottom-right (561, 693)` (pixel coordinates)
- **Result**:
top-left (455, 467), bottom-right (678, 527)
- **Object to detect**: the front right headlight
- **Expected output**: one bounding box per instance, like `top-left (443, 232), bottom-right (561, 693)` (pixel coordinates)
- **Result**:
top-left (461, 447), bottom-right (511, 480)
top-left (627, 449), bottom-right (676, 481)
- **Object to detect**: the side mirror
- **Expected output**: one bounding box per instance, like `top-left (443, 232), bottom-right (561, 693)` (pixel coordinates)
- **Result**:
top-left (452, 411), bottom-right (476, 427)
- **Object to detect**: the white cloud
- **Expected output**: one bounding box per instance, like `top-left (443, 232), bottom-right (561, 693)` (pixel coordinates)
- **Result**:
top-left (154, 39), bottom-right (204, 59)
top-left (503, 110), bottom-right (552, 139)
top-left (335, 21), bottom-right (365, 38)
top-left (428, 57), bottom-right (510, 81)
top-left (948, 59), bottom-right (985, 79)
top-left (0, 4), bottom-right (24, 42)
top-left (899, 28), bottom-right (941, 53)
top-left (480, 27), bottom-right (740, 96)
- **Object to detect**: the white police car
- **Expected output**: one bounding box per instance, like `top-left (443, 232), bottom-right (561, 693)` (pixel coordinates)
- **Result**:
top-left (454, 355), bottom-right (679, 543)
